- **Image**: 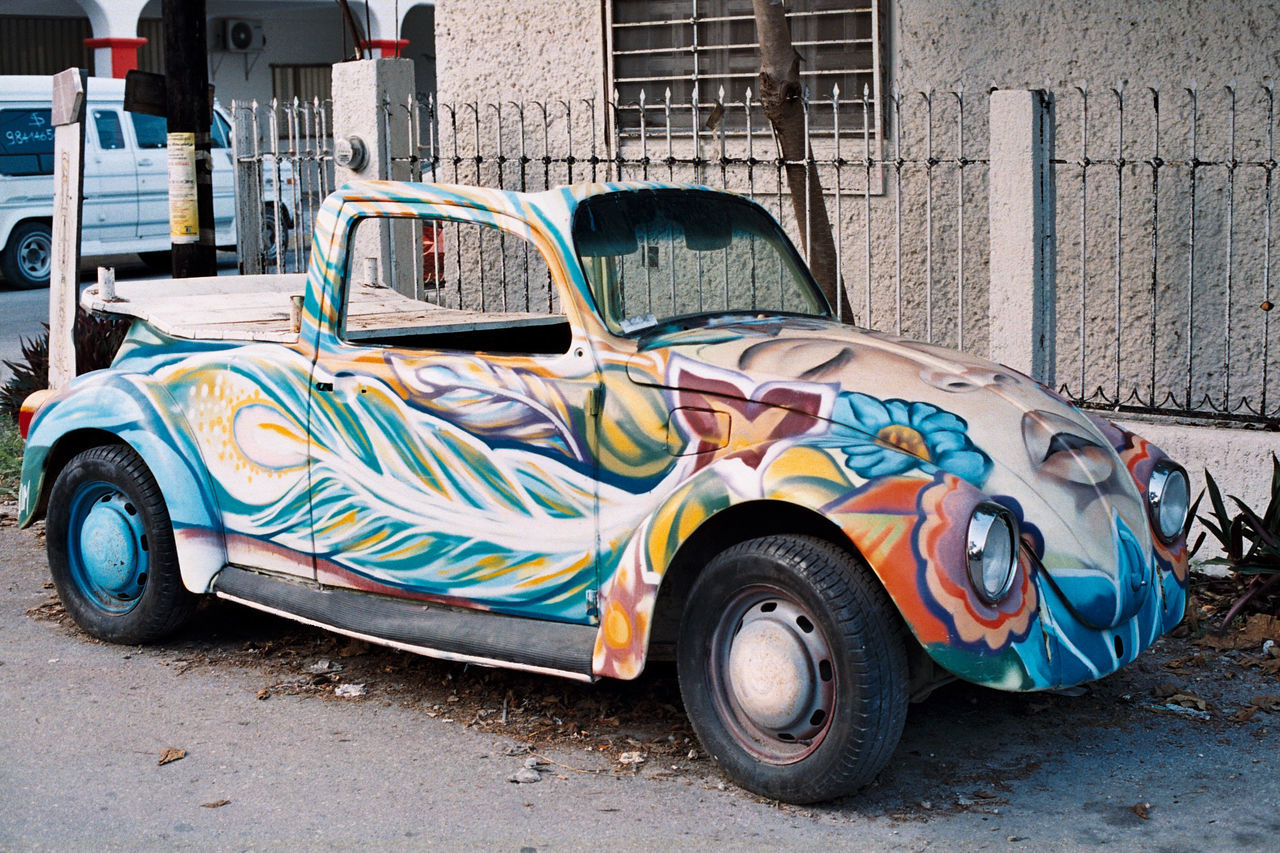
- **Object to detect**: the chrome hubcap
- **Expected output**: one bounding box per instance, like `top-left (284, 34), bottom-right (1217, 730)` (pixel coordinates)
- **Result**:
top-left (18, 232), bottom-right (51, 279)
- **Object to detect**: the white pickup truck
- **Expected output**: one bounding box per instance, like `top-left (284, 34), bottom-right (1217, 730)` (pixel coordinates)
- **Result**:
top-left (0, 75), bottom-right (290, 288)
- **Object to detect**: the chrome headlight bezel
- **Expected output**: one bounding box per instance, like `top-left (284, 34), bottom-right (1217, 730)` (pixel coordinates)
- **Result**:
top-left (1147, 459), bottom-right (1190, 543)
top-left (966, 502), bottom-right (1020, 604)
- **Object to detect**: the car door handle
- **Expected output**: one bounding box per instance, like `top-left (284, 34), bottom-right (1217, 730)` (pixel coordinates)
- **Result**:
top-left (315, 381), bottom-right (334, 392)
top-left (137, 158), bottom-right (155, 167)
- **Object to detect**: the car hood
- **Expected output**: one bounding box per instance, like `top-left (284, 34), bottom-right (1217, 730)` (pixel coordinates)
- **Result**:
top-left (624, 317), bottom-right (1155, 630)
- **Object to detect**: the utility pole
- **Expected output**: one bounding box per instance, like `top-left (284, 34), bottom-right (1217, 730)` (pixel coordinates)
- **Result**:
top-left (163, 0), bottom-right (216, 277)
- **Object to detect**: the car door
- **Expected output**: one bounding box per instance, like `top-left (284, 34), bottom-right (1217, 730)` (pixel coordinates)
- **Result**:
top-left (305, 210), bottom-right (603, 623)
top-left (82, 106), bottom-right (139, 248)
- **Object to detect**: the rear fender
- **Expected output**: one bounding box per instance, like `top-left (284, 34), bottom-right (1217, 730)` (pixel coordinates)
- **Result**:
top-left (20, 373), bottom-right (228, 593)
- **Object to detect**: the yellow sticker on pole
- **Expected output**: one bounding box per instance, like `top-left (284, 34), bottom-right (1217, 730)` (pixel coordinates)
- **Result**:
top-left (167, 131), bottom-right (199, 244)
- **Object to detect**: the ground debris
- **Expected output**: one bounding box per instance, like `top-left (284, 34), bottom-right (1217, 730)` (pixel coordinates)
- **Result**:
top-left (1248, 694), bottom-right (1280, 712)
top-left (1132, 801), bottom-right (1152, 820)
top-left (157, 747), bottom-right (186, 766)
top-left (200, 799), bottom-right (231, 809)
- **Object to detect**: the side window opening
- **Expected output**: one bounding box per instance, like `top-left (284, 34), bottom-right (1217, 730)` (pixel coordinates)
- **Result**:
top-left (129, 113), bottom-right (167, 149)
top-left (340, 215), bottom-right (570, 356)
top-left (0, 108), bottom-right (54, 176)
top-left (92, 110), bottom-right (126, 150)
top-left (211, 112), bottom-right (230, 149)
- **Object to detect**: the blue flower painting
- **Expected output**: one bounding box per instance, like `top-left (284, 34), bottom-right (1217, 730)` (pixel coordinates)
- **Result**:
top-left (828, 392), bottom-right (992, 486)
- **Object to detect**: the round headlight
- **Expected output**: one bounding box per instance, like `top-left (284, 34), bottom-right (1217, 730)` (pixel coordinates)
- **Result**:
top-left (966, 502), bottom-right (1020, 604)
top-left (1147, 460), bottom-right (1190, 543)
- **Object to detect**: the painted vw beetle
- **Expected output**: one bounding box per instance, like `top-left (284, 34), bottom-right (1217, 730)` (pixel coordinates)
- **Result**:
top-left (18, 181), bottom-right (1191, 803)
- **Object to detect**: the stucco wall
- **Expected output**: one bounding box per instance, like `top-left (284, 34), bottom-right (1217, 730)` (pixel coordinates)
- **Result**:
top-left (435, 0), bottom-right (604, 105)
top-left (893, 0), bottom-right (1278, 94)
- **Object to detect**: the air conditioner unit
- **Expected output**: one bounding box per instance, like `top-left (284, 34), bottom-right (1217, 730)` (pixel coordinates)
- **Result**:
top-left (223, 19), bottom-right (264, 52)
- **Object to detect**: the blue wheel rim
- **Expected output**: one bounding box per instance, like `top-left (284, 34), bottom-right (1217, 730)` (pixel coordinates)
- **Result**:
top-left (65, 481), bottom-right (149, 614)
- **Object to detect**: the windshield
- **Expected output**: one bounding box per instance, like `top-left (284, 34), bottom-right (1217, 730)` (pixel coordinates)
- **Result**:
top-left (572, 189), bottom-right (830, 335)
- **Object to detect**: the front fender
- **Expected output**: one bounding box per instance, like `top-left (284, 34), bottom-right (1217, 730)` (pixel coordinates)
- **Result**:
top-left (590, 442), bottom-right (971, 680)
top-left (20, 372), bottom-right (228, 593)
top-left (588, 439), bottom-right (1054, 690)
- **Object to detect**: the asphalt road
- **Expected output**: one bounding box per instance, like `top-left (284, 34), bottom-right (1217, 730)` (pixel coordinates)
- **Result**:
top-left (1, 515), bottom-right (1278, 852)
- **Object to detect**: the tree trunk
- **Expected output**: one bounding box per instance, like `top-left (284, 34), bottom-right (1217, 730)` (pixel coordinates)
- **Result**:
top-left (752, 0), bottom-right (851, 320)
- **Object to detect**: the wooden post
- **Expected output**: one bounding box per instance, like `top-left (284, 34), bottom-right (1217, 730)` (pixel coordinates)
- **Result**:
top-left (163, 0), bottom-right (217, 278)
top-left (49, 68), bottom-right (87, 390)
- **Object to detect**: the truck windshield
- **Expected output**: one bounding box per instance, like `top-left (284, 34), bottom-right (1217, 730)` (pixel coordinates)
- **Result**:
top-left (572, 189), bottom-right (830, 336)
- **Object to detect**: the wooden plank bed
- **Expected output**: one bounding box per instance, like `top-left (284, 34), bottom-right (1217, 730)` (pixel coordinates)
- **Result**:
top-left (81, 274), bottom-right (566, 347)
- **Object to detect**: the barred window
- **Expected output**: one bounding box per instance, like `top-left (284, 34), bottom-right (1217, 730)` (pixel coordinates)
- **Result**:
top-left (609, 0), bottom-right (882, 138)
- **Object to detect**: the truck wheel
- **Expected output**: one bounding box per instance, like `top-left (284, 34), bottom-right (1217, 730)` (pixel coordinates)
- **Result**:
top-left (1, 221), bottom-right (52, 289)
top-left (46, 445), bottom-right (196, 644)
top-left (138, 251), bottom-right (171, 275)
top-left (677, 535), bottom-right (908, 803)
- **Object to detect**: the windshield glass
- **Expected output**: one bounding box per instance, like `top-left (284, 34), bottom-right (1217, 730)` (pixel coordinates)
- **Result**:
top-left (572, 189), bottom-right (830, 335)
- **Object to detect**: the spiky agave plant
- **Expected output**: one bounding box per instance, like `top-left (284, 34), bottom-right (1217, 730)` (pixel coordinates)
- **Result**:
top-left (1193, 454), bottom-right (1280, 632)
top-left (0, 308), bottom-right (131, 423)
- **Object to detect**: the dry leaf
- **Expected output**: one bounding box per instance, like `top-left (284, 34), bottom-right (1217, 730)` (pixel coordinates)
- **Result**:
top-left (1240, 614), bottom-right (1280, 645)
top-left (1132, 802), bottom-right (1151, 820)
top-left (256, 688), bottom-right (271, 700)
top-left (1249, 694), bottom-right (1280, 712)
top-left (157, 747), bottom-right (186, 766)
top-left (1233, 706), bottom-right (1260, 723)
top-left (200, 799), bottom-right (231, 809)
top-left (1167, 693), bottom-right (1209, 711)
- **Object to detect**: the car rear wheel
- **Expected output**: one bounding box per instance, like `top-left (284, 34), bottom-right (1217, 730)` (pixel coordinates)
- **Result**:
top-left (46, 444), bottom-right (196, 643)
top-left (1, 221), bottom-right (52, 290)
top-left (677, 535), bottom-right (908, 803)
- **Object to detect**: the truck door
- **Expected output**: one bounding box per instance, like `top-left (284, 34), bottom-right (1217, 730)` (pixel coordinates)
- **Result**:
top-left (305, 211), bottom-right (602, 624)
top-left (210, 111), bottom-right (235, 246)
top-left (127, 112), bottom-right (169, 241)
top-left (84, 107), bottom-right (139, 247)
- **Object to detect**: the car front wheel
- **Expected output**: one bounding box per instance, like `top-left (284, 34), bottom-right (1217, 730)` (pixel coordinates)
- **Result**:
top-left (46, 444), bottom-right (196, 643)
top-left (677, 535), bottom-right (908, 803)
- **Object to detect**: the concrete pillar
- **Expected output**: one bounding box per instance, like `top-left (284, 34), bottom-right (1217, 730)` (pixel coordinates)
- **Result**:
top-left (988, 89), bottom-right (1056, 384)
top-left (332, 59), bottom-right (417, 297)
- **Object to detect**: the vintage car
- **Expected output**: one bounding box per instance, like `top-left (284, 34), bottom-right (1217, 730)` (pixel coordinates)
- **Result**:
top-left (18, 181), bottom-right (1191, 803)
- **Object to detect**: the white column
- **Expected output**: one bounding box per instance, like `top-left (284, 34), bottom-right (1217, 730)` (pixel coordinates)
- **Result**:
top-left (75, 0), bottom-right (151, 77)
top-left (988, 89), bottom-right (1057, 384)
top-left (333, 59), bottom-right (417, 297)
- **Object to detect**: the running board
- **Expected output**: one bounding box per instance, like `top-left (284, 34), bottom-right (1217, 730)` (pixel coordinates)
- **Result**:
top-left (212, 566), bottom-right (598, 682)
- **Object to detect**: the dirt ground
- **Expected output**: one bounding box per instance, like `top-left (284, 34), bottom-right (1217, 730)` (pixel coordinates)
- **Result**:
top-left (4, 509), bottom-right (1279, 850)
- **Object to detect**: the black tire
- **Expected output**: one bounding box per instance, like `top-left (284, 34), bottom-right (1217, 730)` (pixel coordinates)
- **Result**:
top-left (46, 444), bottom-right (197, 644)
top-left (1, 221), bottom-right (52, 289)
top-left (138, 251), bottom-right (171, 275)
top-left (677, 535), bottom-right (908, 803)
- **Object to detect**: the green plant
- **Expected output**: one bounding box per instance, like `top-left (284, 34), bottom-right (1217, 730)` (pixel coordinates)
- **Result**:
top-left (1193, 453), bottom-right (1280, 631)
top-left (0, 416), bottom-right (23, 500)
top-left (0, 308), bottom-right (130, 424)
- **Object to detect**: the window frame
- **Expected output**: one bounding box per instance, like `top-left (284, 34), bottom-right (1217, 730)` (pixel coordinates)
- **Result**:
top-left (336, 211), bottom-right (576, 358)
top-left (605, 0), bottom-right (884, 144)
